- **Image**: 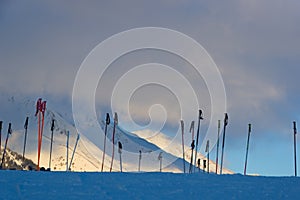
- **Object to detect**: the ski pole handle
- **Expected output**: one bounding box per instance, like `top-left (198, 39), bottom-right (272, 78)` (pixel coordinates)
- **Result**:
top-left (0, 121), bottom-right (2, 131)
top-left (24, 117), bottom-right (29, 129)
top-left (51, 119), bottom-right (55, 131)
top-left (205, 140), bottom-right (209, 152)
top-left (199, 110), bottom-right (203, 120)
top-left (106, 113), bottom-right (110, 125)
top-left (248, 124), bottom-right (251, 133)
top-left (293, 121), bottom-right (297, 134)
top-left (8, 123), bottom-right (12, 134)
top-left (224, 113), bottom-right (228, 127)
top-left (189, 121), bottom-right (194, 133)
top-left (114, 112), bottom-right (118, 125)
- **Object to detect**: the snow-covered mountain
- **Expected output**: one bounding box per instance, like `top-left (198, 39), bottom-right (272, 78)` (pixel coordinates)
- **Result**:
top-left (134, 130), bottom-right (234, 174)
top-left (0, 95), bottom-right (233, 173)
top-left (0, 147), bottom-right (36, 170)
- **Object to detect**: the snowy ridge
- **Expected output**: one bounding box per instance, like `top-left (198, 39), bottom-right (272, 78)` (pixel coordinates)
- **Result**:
top-left (134, 130), bottom-right (234, 174)
top-left (0, 147), bottom-right (36, 170)
top-left (0, 95), bottom-right (233, 173)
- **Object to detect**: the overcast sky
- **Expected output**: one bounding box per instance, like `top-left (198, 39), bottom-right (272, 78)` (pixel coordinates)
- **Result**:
top-left (1, 0), bottom-right (300, 176)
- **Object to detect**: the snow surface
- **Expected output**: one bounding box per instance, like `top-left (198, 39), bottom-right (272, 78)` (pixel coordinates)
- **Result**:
top-left (0, 170), bottom-right (299, 199)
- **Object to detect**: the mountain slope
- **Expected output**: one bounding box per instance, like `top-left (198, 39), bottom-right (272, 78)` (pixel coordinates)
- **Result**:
top-left (134, 130), bottom-right (234, 174)
top-left (0, 95), bottom-right (232, 173)
top-left (0, 147), bottom-right (36, 170)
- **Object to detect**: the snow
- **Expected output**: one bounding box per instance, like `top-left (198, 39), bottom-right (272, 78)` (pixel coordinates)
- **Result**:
top-left (0, 170), bottom-right (299, 199)
top-left (134, 129), bottom-right (234, 174)
top-left (0, 96), bottom-right (233, 173)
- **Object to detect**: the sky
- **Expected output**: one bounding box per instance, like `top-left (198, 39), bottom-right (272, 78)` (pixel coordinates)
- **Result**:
top-left (0, 0), bottom-right (300, 176)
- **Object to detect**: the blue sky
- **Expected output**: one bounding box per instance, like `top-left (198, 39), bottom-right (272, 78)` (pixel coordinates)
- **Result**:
top-left (1, 1), bottom-right (300, 176)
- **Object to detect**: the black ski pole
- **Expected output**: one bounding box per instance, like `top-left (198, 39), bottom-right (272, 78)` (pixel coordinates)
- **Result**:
top-left (69, 134), bottom-right (80, 171)
top-left (101, 113), bottom-right (110, 172)
top-left (293, 121), bottom-right (297, 177)
top-left (220, 113), bottom-right (228, 175)
top-left (49, 119), bottom-right (55, 170)
top-left (205, 140), bottom-right (210, 174)
top-left (180, 120), bottom-right (185, 173)
top-left (66, 131), bottom-right (70, 171)
top-left (244, 124), bottom-right (252, 176)
top-left (158, 152), bottom-right (163, 172)
top-left (0, 121), bottom-right (2, 152)
top-left (189, 121), bottom-right (195, 173)
top-left (1, 123), bottom-right (12, 169)
top-left (22, 117), bottom-right (29, 160)
top-left (194, 110), bottom-right (203, 172)
top-left (138, 150), bottom-right (142, 172)
top-left (110, 112), bottom-right (118, 172)
top-left (215, 120), bottom-right (221, 174)
top-left (118, 141), bottom-right (123, 172)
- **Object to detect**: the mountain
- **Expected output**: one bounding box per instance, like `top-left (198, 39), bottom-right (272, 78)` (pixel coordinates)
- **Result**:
top-left (134, 130), bottom-right (234, 174)
top-left (0, 147), bottom-right (36, 170)
top-left (0, 94), bottom-right (233, 173)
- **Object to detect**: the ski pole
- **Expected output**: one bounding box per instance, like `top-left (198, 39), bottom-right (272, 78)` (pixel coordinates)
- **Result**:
top-left (1, 123), bottom-right (12, 169)
top-left (69, 134), bottom-right (80, 171)
top-left (180, 120), bottom-right (185, 173)
top-left (205, 140), bottom-right (210, 174)
top-left (194, 110), bottom-right (203, 172)
top-left (66, 131), bottom-right (69, 171)
top-left (220, 113), bottom-right (228, 175)
top-left (138, 150), bottom-right (142, 172)
top-left (158, 152), bottom-right (163, 172)
top-left (110, 113), bottom-right (118, 172)
top-left (35, 98), bottom-right (42, 171)
top-left (0, 121), bottom-right (3, 152)
top-left (40, 100), bottom-right (46, 170)
top-left (244, 124), bottom-right (252, 176)
top-left (293, 121), bottom-right (297, 177)
top-left (101, 113), bottom-right (110, 172)
top-left (36, 98), bottom-right (46, 171)
top-left (215, 120), bottom-right (221, 174)
top-left (118, 141), bottom-right (123, 172)
top-left (22, 117), bottom-right (29, 160)
top-left (189, 121), bottom-right (195, 173)
top-left (49, 119), bottom-right (55, 170)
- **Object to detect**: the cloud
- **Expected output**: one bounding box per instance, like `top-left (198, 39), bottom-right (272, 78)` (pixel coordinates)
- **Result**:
top-left (1, 0), bottom-right (299, 141)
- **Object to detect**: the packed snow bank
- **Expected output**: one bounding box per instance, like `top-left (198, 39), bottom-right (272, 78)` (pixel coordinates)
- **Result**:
top-left (0, 171), bottom-right (299, 199)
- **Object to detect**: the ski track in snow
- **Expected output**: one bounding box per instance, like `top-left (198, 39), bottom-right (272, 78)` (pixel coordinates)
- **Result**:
top-left (0, 171), bottom-right (299, 199)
